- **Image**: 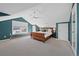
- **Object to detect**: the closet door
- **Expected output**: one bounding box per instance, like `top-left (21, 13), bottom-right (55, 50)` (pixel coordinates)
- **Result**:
top-left (58, 23), bottom-right (68, 41)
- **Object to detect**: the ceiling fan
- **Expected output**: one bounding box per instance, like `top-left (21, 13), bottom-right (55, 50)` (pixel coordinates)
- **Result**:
top-left (31, 8), bottom-right (41, 19)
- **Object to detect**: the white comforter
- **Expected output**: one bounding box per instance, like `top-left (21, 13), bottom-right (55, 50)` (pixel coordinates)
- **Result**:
top-left (36, 31), bottom-right (52, 38)
top-left (0, 36), bottom-right (74, 56)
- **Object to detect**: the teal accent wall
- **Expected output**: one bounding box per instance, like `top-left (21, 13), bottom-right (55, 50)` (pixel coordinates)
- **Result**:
top-left (69, 13), bottom-right (72, 44)
top-left (68, 22), bottom-right (71, 42)
top-left (35, 25), bottom-right (40, 31)
top-left (0, 20), bottom-right (12, 40)
top-left (0, 17), bottom-right (34, 40)
top-left (28, 23), bottom-right (32, 32)
top-left (11, 17), bottom-right (33, 32)
top-left (56, 23), bottom-right (58, 38)
top-left (0, 12), bottom-right (9, 16)
top-left (77, 3), bottom-right (79, 56)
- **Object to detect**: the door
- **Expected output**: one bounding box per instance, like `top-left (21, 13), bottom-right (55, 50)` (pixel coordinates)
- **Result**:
top-left (57, 22), bottom-right (69, 41)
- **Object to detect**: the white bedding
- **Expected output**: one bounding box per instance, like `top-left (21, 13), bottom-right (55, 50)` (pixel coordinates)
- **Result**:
top-left (44, 32), bottom-right (52, 38)
top-left (0, 36), bottom-right (74, 56)
top-left (36, 31), bottom-right (52, 38)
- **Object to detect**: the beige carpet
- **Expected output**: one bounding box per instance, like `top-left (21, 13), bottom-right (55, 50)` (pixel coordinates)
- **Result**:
top-left (0, 36), bottom-right (74, 56)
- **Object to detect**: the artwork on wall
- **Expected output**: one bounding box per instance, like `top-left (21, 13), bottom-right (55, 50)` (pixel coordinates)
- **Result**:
top-left (13, 26), bottom-right (27, 33)
top-left (12, 26), bottom-right (27, 35)
top-left (12, 20), bottom-right (28, 35)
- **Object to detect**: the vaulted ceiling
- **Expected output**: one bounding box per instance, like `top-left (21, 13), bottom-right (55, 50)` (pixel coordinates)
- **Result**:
top-left (25, 3), bottom-right (72, 27)
top-left (0, 3), bottom-right (72, 27)
top-left (0, 3), bottom-right (39, 15)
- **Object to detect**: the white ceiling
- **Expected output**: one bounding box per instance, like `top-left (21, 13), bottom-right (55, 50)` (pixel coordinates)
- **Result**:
top-left (0, 3), bottom-right (72, 27)
top-left (26, 3), bottom-right (72, 27)
top-left (0, 3), bottom-right (39, 15)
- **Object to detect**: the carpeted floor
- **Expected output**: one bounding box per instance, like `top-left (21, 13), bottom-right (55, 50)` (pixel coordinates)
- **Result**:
top-left (0, 36), bottom-right (74, 56)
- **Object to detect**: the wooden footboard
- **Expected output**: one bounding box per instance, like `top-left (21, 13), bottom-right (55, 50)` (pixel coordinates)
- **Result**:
top-left (31, 32), bottom-right (51, 42)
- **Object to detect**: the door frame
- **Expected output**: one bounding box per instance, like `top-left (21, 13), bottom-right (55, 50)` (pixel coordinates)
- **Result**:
top-left (56, 22), bottom-right (70, 41)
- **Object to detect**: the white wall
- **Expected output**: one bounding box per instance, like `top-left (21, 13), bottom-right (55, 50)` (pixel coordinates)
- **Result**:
top-left (32, 25), bottom-right (36, 32)
top-left (71, 4), bottom-right (77, 55)
top-left (58, 23), bottom-right (68, 41)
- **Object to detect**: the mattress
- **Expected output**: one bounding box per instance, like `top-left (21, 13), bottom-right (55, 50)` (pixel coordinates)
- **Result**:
top-left (0, 36), bottom-right (74, 56)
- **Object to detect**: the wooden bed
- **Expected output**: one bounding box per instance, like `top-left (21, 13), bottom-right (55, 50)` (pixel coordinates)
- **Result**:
top-left (31, 32), bottom-right (51, 42)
